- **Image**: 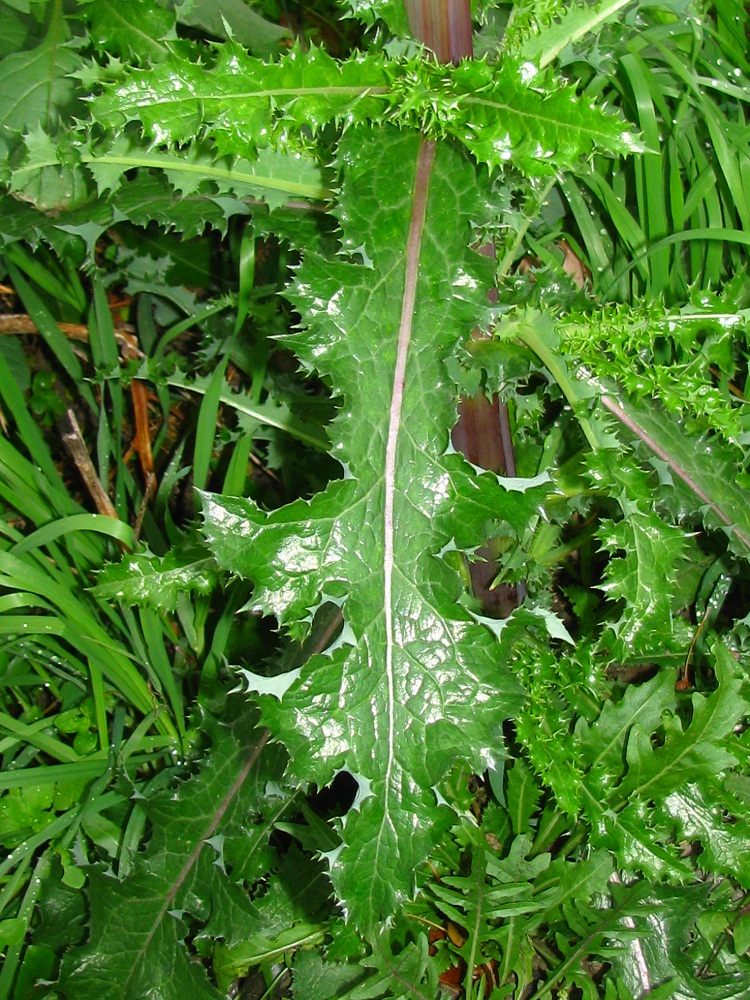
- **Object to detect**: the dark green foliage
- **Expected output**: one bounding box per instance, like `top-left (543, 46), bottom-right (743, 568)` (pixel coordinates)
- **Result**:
top-left (1, 0), bottom-right (750, 997)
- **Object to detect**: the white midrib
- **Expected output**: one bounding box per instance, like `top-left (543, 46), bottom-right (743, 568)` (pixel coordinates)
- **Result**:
top-left (381, 139), bottom-right (436, 828)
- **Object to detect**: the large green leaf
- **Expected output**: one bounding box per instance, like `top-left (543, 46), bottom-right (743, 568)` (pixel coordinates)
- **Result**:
top-left (203, 126), bottom-right (552, 932)
top-left (92, 43), bottom-right (638, 174)
top-left (58, 713), bottom-right (286, 999)
top-left (0, 28), bottom-right (82, 156)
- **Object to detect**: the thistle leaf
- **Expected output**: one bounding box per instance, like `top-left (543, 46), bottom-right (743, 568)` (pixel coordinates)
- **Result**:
top-left (576, 670), bottom-right (678, 788)
top-left (93, 542), bottom-right (219, 613)
top-left (291, 950), bottom-right (365, 1000)
top-left (599, 391), bottom-right (750, 558)
top-left (203, 126), bottom-right (551, 932)
top-left (343, 0), bottom-right (411, 35)
top-left (622, 660), bottom-right (742, 803)
top-left (92, 44), bottom-right (637, 175)
top-left (388, 57), bottom-right (644, 172)
top-left (516, 0), bottom-right (634, 69)
top-left (84, 135), bottom-right (328, 207)
top-left (608, 883), bottom-right (750, 1000)
top-left (589, 644), bottom-right (750, 882)
top-left (58, 715), bottom-right (285, 999)
top-left (79, 0), bottom-right (175, 63)
top-left (658, 777), bottom-right (750, 888)
top-left (8, 126), bottom-right (91, 213)
top-left (91, 44), bottom-right (391, 150)
top-left (598, 511), bottom-right (694, 660)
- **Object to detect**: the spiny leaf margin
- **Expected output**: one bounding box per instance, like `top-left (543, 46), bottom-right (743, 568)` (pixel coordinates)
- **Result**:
top-left (91, 42), bottom-right (640, 175)
top-left (202, 126), bottom-right (553, 933)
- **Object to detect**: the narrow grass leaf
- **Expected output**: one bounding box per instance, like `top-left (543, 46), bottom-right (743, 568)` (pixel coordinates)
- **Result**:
top-left (192, 354), bottom-right (229, 496)
top-left (10, 514), bottom-right (133, 556)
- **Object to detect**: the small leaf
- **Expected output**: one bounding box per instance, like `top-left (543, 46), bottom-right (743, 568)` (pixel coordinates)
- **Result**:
top-left (618, 644), bottom-right (743, 803)
top-left (590, 644), bottom-right (750, 882)
top-left (79, 0), bottom-right (175, 63)
top-left (576, 670), bottom-right (677, 788)
top-left (10, 127), bottom-right (91, 212)
top-left (175, 0), bottom-right (289, 58)
top-left (0, 32), bottom-right (82, 153)
top-left (598, 511), bottom-right (694, 660)
top-left (659, 778), bottom-right (750, 889)
top-left (291, 950), bottom-right (365, 1000)
top-left (344, 0), bottom-right (411, 35)
top-left (516, 0), bottom-right (634, 69)
top-left (507, 759), bottom-right (542, 836)
top-left (209, 845), bottom-right (331, 991)
top-left (93, 542), bottom-right (219, 613)
top-left (350, 932), bottom-right (438, 999)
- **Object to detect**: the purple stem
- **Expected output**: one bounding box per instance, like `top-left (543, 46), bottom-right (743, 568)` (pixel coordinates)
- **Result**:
top-left (405, 0), bottom-right (473, 62)
top-left (600, 393), bottom-right (750, 552)
top-left (407, 0), bottom-right (522, 613)
top-left (132, 729), bottom-right (271, 973)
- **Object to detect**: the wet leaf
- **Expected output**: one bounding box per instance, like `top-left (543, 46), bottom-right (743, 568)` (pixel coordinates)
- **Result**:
top-left (203, 126), bottom-right (551, 932)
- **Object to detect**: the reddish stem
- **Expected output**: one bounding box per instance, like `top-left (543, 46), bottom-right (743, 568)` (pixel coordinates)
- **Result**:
top-left (405, 0), bottom-right (472, 62)
top-left (407, 0), bottom-right (521, 614)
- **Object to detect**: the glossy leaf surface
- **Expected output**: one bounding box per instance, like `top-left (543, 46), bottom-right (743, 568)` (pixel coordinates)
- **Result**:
top-left (602, 392), bottom-right (750, 558)
top-left (582, 645), bottom-right (750, 882)
top-left (598, 511), bottom-right (693, 660)
top-left (93, 543), bottom-right (219, 613)
top-left (92, 43), bottom-right (637, 174)
top-left (203, 126), bottom-right (550, 931)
